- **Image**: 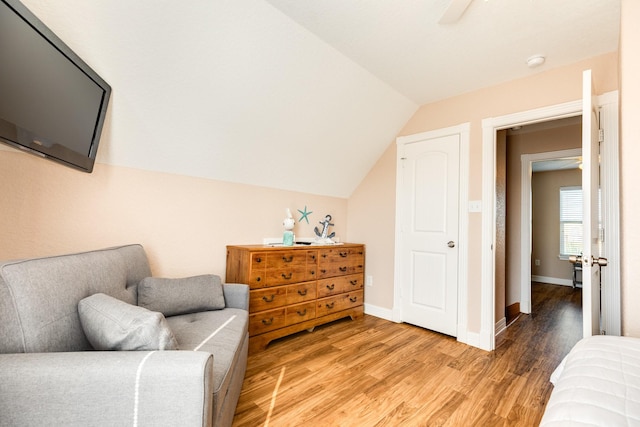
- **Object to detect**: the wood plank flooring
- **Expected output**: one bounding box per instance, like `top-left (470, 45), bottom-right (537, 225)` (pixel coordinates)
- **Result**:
top-left (232, 282), bottom-right (582, 426)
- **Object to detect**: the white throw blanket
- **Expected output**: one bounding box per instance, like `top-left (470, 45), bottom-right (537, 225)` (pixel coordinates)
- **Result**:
top-left (540, 335), bottom-right (640, 426)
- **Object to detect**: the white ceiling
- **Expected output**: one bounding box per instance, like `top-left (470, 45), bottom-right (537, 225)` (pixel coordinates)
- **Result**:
top-left (265, 0), bottom-right (621, 105)
top-left (19, 0), bottom-right (620, 198)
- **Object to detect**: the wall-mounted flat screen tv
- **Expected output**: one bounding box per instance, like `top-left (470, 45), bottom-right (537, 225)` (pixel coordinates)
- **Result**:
top-left (0, 0), bottom-right (111, 173)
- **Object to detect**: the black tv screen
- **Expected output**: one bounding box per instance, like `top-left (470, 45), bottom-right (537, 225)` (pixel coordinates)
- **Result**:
top-left (0, 0), bottom-right (111, 173)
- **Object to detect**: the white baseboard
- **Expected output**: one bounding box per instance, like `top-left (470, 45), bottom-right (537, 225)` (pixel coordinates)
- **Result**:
top-left (364, 303), bottom-right (395, 322)
top-left (462, 331), bottom-right (484, 350)
top-left (531, 275), bottom-right (573, 287)
top-left (495, 317), bottom-right (507, 337)
top-left (367, 304), bottom-right (493, 351)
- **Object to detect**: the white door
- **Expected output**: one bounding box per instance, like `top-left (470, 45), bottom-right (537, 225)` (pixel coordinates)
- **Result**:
top-left (582, 69), bottom-right (606, 337)
top-left (399, 134), bottom-right (459, 337)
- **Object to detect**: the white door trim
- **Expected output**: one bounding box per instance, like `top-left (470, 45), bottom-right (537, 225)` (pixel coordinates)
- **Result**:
top-left (520, 148), bottom-right (582, 314)
top-left (598, 91), bottom-right (621, 336)
top-left (481, 92), bottom-right (620, 351)
top-left (394, 123), bottom-right (470, 344)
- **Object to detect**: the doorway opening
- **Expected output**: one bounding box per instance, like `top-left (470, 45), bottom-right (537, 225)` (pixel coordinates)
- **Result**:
top-left (480, 92), bottom-right (620, 351)
top-left (494, 117), bottom-right (583, 336)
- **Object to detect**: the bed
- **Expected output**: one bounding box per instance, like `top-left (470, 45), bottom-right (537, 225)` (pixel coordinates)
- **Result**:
top-left (540, 335), bottom-right (640, 426)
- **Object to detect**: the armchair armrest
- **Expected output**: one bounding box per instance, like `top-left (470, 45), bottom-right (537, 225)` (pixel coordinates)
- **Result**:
top-left (223, 283), bottom-right (249, 310)
top-left (0, 351), bottom-right (213, 427)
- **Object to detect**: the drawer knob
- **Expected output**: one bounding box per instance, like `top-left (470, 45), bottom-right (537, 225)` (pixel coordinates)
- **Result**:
top-left (325, 302), bottom-right (335, 309)
top-left (281, 272), bottom-right (293, 280)
top-left (339, 252), bottom-right (348, 257)
top-left (298, 289), bottom-right (308, 296)
top-left (256, 257), bottom-right (262, 263)
top-left (350, 296), bottom-right (358, 303)
top-left (326, 284), bottom-right (335, 291)
top-left (339, 266), bottom-right (348, 272)
top-left (262, 295), bottom-right (275, 303)
top-left (256, 277), bottom-right (261, 282)
top-left (282, 255), bottom-right (294, 262)
top-left (320, 269), bottom-right (327, 274)
top-left (297, 309), bottom-right (307, 316)
top-left (350, 280), bottom-right (358, 286)
top-left (261, 318), bottom-right (273, 326)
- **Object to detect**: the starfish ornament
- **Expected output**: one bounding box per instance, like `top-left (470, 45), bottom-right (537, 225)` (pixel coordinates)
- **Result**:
top-left (297, 206), bottom-right (312, 224)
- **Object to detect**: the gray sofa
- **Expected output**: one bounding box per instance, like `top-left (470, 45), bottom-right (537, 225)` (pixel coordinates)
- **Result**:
top-left (0, 244), bottom-right (249, 427)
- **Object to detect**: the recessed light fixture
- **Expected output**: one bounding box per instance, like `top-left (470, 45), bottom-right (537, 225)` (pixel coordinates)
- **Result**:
top-left (526, 55), bottom-right (546, 68)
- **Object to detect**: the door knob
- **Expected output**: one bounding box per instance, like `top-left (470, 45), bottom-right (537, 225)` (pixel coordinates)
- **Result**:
top-left (591, 256), bottom-right (608, 267)
top-left (447, 241), bottom-right (455, 248)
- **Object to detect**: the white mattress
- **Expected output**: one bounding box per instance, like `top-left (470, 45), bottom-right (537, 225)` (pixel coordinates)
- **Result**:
top-left (540, 335), bottom-right (640, 426)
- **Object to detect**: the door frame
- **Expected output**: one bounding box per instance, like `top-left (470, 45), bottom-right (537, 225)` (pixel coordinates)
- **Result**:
top-left (393, 123), bottom-right (470, 344)
top-left (481, 91), bottom-right (620, 350)
top-left (520, 148), bottom-right (582, 314)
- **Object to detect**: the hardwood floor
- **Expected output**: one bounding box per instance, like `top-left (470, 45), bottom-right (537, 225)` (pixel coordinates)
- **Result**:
top-left (232, 282), bottom-right (582, 426)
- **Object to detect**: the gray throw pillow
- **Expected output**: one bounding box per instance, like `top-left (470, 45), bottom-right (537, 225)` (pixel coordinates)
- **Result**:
top-left (78, 293), bottom-right (179, 351)
top-left (137, 274), bottom-right (226, 317)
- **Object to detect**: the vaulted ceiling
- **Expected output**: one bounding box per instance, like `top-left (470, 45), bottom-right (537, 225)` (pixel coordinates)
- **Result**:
top-left (22, 0), bottom-right (620, 197)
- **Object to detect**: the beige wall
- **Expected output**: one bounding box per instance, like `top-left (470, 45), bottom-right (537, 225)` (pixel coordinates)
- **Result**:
top-left (531, 169), bottom-right (582, 281)
top-left (0, 149), bottom-right (348, 278)
top-left (1, 50), bottom-right (627, 338)
top-left (347, 143), bottom-right (397, 311)
top-left (349, 52), bottom-right (618, 333)
top-left (620, 0), bottom-right (640, 336)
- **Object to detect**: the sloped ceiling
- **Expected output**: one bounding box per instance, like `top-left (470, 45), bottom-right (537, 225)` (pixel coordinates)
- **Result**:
top-left (19, 0), bottom-right (619, 198)
top-left (266, 0), bottom-right (621, 105)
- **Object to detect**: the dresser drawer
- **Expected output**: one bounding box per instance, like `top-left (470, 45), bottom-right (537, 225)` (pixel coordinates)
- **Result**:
top-left (318, 247), bottom-right (364, 264)
top-left (286, 301), bottom-right (316, 325)
top-left (267, 251), bottom-right (307, 269)
top-left (286, 281), bottom-right (317, 304)
top-left (317, 263), bottom-right (364, 279)
top-left (317, 248), bottom-right (364, 279)
top-left (317, 274), bottom-right (364, 298)
top-left (250, 286), bottom-right (288, 312)
top-left (316, 290), bottom-right (364, 317)
top-left (248, 252), bottom-right (267, 288)
top-left (249, 308), bottom-right (286, 335)
top-left (265, 267), bottom-right (308, 286)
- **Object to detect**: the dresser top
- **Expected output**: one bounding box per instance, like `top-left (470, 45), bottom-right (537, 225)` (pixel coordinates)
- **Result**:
top-left (227, 243), bottom-right (363, 251)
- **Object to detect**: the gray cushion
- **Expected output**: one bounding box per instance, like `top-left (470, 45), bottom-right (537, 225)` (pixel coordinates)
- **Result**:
top-left (138, 274), bottom-right (226, 317)
top-left (78, 293), bottom-right (178, 351)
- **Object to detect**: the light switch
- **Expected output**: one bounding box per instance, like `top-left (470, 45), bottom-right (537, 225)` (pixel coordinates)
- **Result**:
top-left (468, 200), bottom-right (482, 212)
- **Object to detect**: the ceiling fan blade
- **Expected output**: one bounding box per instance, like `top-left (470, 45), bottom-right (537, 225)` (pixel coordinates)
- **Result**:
top-left (438, 0), bottom-right (474, 24)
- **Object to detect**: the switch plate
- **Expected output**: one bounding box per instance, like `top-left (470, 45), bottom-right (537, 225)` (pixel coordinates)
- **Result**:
top-left (469, 200), bottom-right (482, 212)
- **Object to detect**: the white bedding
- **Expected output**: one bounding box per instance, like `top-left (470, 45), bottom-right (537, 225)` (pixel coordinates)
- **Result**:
top-left (540, 335), bottom-right (640, 426)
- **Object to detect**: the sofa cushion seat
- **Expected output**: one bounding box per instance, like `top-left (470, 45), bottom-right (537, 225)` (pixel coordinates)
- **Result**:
top-left (166, 308), bottom-right (248, 395)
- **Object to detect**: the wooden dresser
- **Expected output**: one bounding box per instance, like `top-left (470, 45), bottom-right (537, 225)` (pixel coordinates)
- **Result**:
top-left (225, 243), bottom-right (365, 352)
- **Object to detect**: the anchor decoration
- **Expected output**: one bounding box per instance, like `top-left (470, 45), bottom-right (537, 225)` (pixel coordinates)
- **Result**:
top-left (314, 214), bottom-right (335, 243)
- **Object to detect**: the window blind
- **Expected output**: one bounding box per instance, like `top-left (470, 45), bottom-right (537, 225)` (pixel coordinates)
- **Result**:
top-left (560, 186), bottom-right (582, 256)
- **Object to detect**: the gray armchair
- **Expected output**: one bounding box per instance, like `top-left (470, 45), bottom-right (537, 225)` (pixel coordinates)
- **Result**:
top-left (0, 245), bottom-right (249, 427)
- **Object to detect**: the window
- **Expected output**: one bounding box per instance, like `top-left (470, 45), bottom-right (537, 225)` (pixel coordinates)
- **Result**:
top-left (559, 186), bottom-right (582, 257)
